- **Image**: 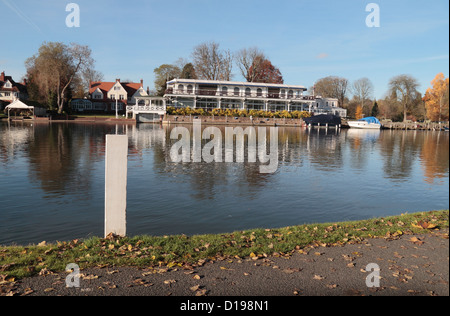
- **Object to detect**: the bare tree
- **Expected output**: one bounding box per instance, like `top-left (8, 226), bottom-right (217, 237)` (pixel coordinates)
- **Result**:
top-left (351, 77), bottom-right (374, 114)
top-left (389, 74), bottom-right (420, 122)
top-left (26, 42), bottom-right (94, 113)
top-left (81, 68), bottom-right (103, 96)
top-left (192, 41), bottom-right (233, 81)
top-left (314, 76), bottom-right (349, 108)
top-left (235, 47), bottom-right (265, 82)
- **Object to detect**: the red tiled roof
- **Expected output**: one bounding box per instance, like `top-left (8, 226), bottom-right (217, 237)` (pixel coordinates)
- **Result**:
top-left (89, 81), bottom-right (115, 95)
top-left (89, 80), bottom-right (144, 101)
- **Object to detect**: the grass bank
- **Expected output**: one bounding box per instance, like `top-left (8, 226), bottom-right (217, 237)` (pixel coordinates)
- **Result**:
top-left (1, 210), bottom-right (448, 280)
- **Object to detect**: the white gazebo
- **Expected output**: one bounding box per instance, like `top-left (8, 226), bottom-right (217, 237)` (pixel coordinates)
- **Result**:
top-left (5, 99), bottom-right (35, 119)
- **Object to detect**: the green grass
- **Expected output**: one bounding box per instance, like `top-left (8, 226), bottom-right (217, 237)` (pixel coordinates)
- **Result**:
top-left (1, 210), bottom-right (448, 280)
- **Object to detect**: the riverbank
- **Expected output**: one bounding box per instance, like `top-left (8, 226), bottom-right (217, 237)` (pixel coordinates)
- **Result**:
top-left (2, 113), bottom-right (449, 131)
top-left (1, 210), bottom-right (448, 297)
top-left (1, 210), bottom-right (448, 281)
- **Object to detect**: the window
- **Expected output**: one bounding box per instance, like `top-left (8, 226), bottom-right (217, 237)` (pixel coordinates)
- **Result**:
top-left (234, 87), bottom-right (240, 96)
top-left (288, 90), bottom-right (293, 99)
top-left (120, 95), bottom-right (124, 100)
top-left (178, 84), bottom-right (184, 93)
top-left (257, 88), bottom-right (263, 97)
top-left (187, 85), bottom-right (193, 94)
top-left (222, 86), bottom-right (228, 96)
top-left (280, 90), bottom-right (285, 98)
top-left (111, 95), bottom-right (116, 100)
top-left (245, 88), bottom-right (251, 96)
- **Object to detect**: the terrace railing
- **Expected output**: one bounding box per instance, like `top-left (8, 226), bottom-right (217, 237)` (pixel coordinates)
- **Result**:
top-left (165, 89), bottom-right (317, 101)
top-left (126, 104), bottom-right (166, 112)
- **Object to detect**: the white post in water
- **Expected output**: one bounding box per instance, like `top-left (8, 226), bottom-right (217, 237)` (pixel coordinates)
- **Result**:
top-left (105, 135), bottom-right (128, 237)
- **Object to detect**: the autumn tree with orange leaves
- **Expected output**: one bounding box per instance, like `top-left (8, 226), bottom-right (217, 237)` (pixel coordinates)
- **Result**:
top-left (423, 73), bottom-right (449, 122)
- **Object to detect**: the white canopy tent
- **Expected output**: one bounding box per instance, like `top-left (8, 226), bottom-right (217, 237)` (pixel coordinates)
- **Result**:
top-left (5, 99), bottom-right (35, 119)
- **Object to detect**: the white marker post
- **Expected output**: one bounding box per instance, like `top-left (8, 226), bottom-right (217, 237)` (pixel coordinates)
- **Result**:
top-left (104, 135), bottom-right (128, 238)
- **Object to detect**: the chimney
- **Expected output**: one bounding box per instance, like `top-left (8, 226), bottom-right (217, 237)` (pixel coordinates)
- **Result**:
top-left (0, 71), bottom-right (5, 82)
top-left (140, 79), bottom-right (143, 87)
top-left (116, 79), bottom-right (120, 83)
top-left (23, 78), bottom-right (27, 85)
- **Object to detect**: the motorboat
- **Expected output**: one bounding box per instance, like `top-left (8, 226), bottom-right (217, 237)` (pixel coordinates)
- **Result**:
top-left (303, 114), bottom-right (342, 127)
top-left (347, 117), bottom-right (382, 129)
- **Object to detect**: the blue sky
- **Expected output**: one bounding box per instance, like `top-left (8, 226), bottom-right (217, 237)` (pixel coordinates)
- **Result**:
top-left (0, 0), bottom-right (448, 99)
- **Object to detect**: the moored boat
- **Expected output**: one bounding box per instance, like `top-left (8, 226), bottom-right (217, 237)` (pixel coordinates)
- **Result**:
top-left (347, 117), bottom-right (382, 129)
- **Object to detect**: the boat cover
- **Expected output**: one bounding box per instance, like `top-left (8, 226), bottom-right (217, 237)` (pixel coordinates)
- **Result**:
top-left (303, 114), bottom-right (342, 125)
top-left (359, 117), bottom-right (381, 124)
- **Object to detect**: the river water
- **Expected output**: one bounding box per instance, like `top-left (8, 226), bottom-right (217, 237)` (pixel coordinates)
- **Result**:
top-left (0, 121), bottom-right (448, 245)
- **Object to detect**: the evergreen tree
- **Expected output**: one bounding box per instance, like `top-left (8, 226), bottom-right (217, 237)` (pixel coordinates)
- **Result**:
top-left (371, 100), bottom-right (379, 117)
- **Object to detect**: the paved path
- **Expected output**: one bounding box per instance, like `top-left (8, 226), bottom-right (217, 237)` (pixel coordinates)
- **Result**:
top-left (3, 230), bottom-right (448, 297)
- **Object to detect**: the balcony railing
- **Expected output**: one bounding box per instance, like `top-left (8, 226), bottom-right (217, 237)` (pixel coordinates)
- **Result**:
top-left (165, 88), bottom-right (316, 101)
top-left (126, 105), bottom-right (166, 112)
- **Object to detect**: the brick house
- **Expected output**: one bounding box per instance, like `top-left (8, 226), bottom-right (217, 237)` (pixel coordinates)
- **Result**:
top-left (86, 79), bottom-right (148, 113)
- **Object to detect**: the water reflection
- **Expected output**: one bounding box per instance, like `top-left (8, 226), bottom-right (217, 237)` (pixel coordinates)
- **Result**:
top-left (0, 121), bottom-right (448, 245)
top-left (420, 131), bottom-right (449, 184)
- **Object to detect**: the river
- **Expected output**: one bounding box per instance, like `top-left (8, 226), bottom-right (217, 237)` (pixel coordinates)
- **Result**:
top-left (0, 121), bottom-right (448, 245)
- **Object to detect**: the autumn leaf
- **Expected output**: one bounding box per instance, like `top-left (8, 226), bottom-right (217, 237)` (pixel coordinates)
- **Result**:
top-left (409, 237), bottom-right (425, 245)
top-left (412, 221), bottom-right (437, 230)
top-left (190, 285), bottom-right (200, 292)
top-left (163, 279), bottom-right (176, 285)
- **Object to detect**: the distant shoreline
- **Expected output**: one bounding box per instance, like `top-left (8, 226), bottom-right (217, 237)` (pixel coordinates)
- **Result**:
top-left (2, 115), bottom-right (449, 131)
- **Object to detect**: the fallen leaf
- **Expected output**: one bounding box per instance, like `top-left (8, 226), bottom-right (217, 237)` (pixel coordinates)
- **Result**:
top-left (195, 289), bottom-right (208, 296)
top-left (313, 275), bottom-right (325, 280)
top-left (409, 237), bottom-right (424, 245)
top-left (412, 221), bottom-right (437, 230)
top-left (164, 279), bottom-right (176, 285)
top-left (190, 285), bottom-right (200, 292)
top-left (81, 274), bottom-right (99, 280)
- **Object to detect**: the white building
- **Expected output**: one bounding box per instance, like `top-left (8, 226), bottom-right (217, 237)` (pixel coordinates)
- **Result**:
top-left (164, 79), bottom-right (347, 117)
top-left (0, 72), bottom-right (28, 109)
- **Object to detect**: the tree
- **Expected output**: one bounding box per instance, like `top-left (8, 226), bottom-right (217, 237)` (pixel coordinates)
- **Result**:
top-left (371, 100), bottom-right (379, 117)
top-left (153, 64), bottom-right (181, 96)
top-left (72, 68), bottom-right (104, 98)
top-left (180, 63), bottom-right (198, 80)
top-left (423, 73), bottom-right (449, 122)
top-left (192, 41), bottom-right (233, 81)
top-left (389, 75), bottom-right (420, 122)
top-left (314, 76), bottom-right (349, 108)
top-left (355, 105), bottom-right (364, 119)
top-left (248, 58), bottom-right (283, 84)
top-left (234, 47), bottom-right (266, 82)
top-left (351, 78), bottom-right (373, 115)
top-left (25, 42), bottom-right (95, 113)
